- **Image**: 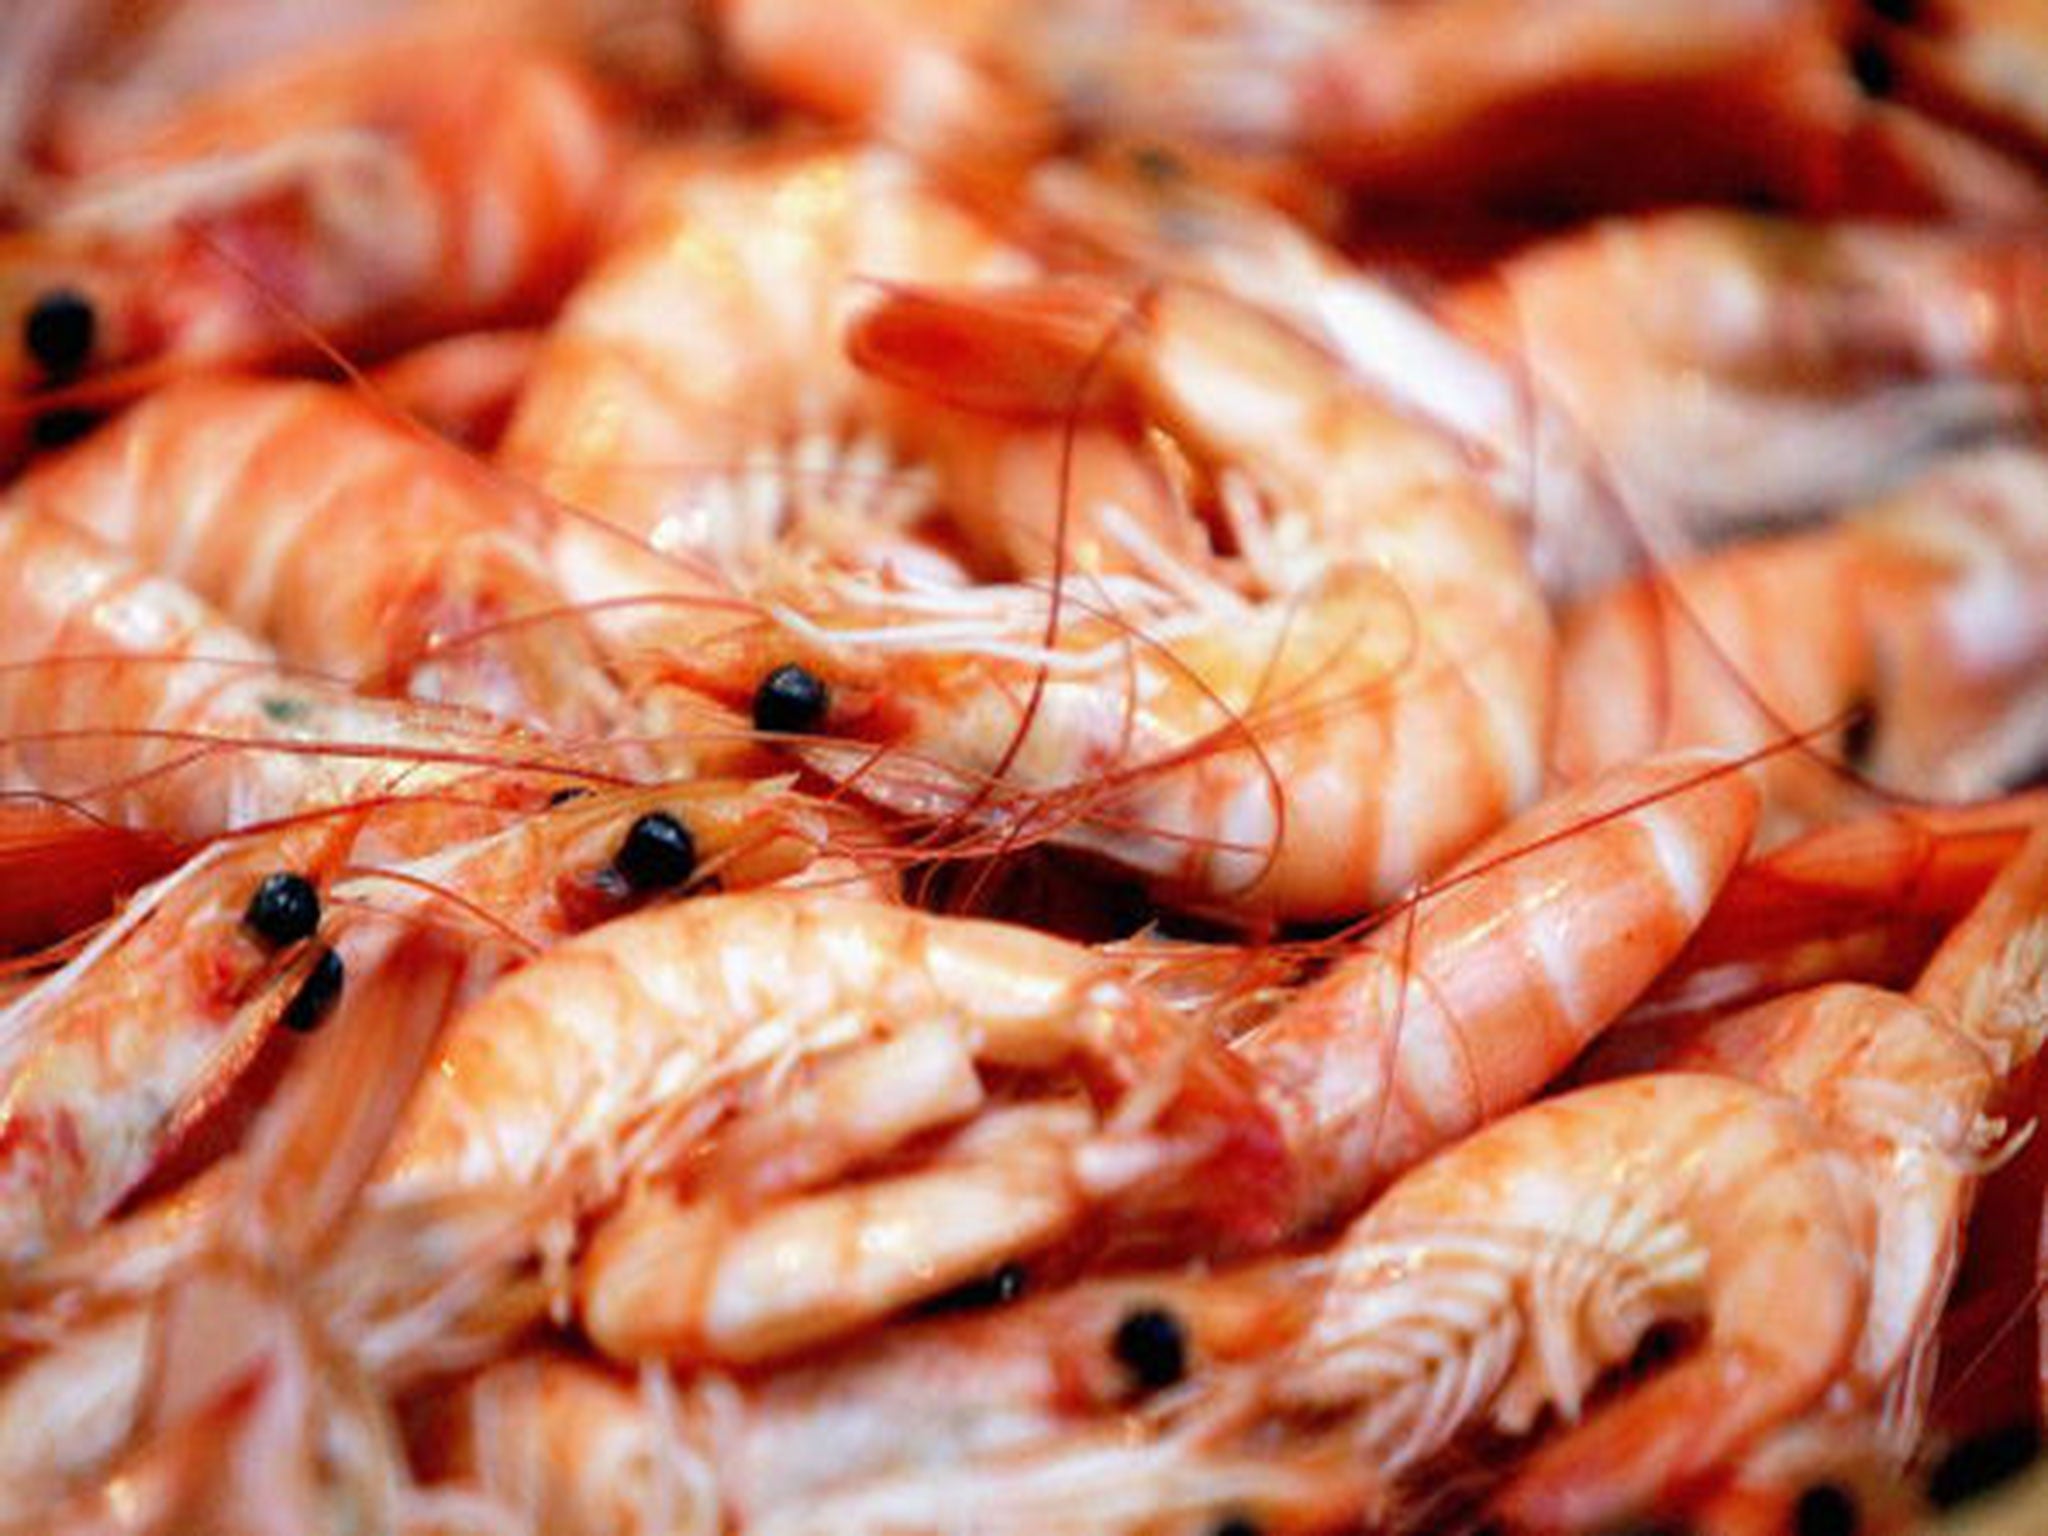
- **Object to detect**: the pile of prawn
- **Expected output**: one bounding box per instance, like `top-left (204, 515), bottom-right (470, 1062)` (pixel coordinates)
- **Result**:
top-left (4, 2), bottom-right (2048, 1532)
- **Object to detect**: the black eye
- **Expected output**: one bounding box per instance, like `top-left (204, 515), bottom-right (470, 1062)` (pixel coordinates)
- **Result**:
top-left (29, 407), bottom-right (99, 450)
top-left (1209, 1518), bottom-right (1262, 1536)
top-left (1111, 1304), bottom-right (1187, 1395)
top-left (1848, 40), bottom-right (1895, 97)
top-left (752, 663), bottom-right (830, 736)
top-left (1793, 1482), bottom-right (1858, 1536)
top-left (22, 288), bottom-right (96, 381)
top-left (243, 872), bottom-right (321, 945)
top-left (612, 811), bottom-right (697, 891)
top-left (280, 946), bottom-right (344, 1033)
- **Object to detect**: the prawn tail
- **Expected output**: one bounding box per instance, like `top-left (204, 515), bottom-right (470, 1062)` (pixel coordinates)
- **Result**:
top-left (1491, 1352), bottom-right (1803, 1536)
top-left (1093, 1001), bottom-right (1299, 1254)
top-left (1158, 1047), bottom-right (1300, 1256)
top-left (846, 276), bottom-right (1143, 419)
top-left (1907, 819), bottom-right (2048, 1088)
top-left (0, 800), bottom-right (184, 954)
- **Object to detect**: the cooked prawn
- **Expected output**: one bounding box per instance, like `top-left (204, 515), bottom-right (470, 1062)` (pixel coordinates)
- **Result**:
top-left (1555, 446), bottom-right (2048, 839)
top-left (433, 1327), bottom-right (1375, 1536)
top-left (499, 142), bottom-right (1043, 592)
top-left (8, 375), bottom-right (630, 736)
top-left (649, 1072), bottom-right (1873, 1533)
top-left (1670, 988), bottom-right (1998, 1417)
top-left (0, 28), bottom-right (618, 398)
top-left (374, 890), bottom-right (1286, 1363)
top-left (1612, 824), bottom-right (2048, 1523)
top-left (0, 773), bottom-right (871, 1270)
top-left (1289, 1073), bottom-right (1873, 1533)
top-left (0, 923), bottom-right (463, 1532)
top-left (694, 272), bottom-right (1553, 921)
top-left (1024, 149), bottom-right (1631, 598)
top-left (1238, 750), bottom-right (1760, 1232)
top-left (1010, 0), bottom-right (1832, 206)
top-left (1443, 211), bottom-right (2048, 553)
top-left (0, 817), bottom-right (360, 1267)
top-left (0, 511), bottom-right (582, 841)
top-left (712, 0), bottom-right (1057, 174)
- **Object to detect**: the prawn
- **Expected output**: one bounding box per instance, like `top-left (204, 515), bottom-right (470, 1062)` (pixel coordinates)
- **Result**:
top-left (958, 1068), bottom-right (1876, 1535)
top-left (0, 28), bottom-right (618, 401)
top-left (22, 0), bottom-right (706, 171)
top-left (1669, 988), bottom-right (1999, 1421)
top-left (0, 775), bottom-right (874, 1269)
top-left (1281, 1073), bottom-right (1874, 1534)
top-left (689, 271), bottom-right (1553, 921)
top-left (1237, 750), bottom-right (1761, 1232)
top-left (0, 511), bottom-right (588, 842)
top-left (0, 816), bottom-right (362, 1267)
top-left (497, 142), bottom-right (1045, 592)
top-left (1554, 446), bottom-right (2048, 839)
top-left (430, 1343), bottom-right (1376, 1536)
top-left (1442, 211), bottom-right (2048, 553)
top-left (8, 375), bottom-right (629, 737)
top-left (474, 753), bottom-right (1749, 1372)
top-left (515, 1072), bottom-right (1872, 1534)
top-left (1632, 985), bottom-right (1999, 1535)
top-left (711, 0), bottom-right (1058, 174)
top-left (1023, 148), bottom-right (1631, 598)
top-left (0, 921), bottom-right (465, 1532)
top-left (1605, 822), bottom-right (2048, 1526)
top-left (374, 891), bottom-right (1289, 1363)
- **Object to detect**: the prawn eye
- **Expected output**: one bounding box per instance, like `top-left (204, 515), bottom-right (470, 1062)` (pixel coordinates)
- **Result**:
top-left (1111, 1304), bottom-right (1187, 1394)
top-left (22, 288), bottom-right (96, 380)
top-left (29, 407), bottom-right (99, 450)
top-left (613, 811), bottom-right (697, 891)
top-left (244, 872), bottom-right (322, 945)
top-left (280, 946), bottom-right (345, 1033)
top-left (1793, 1483), bottom-right (1858, 1536)
top-left (1209, 1518), bottom-right (1262, 1536)
top-left (1847, 39), bottom-right (1895, 97)
top-left (752, 663), bottom-right (830, 736)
